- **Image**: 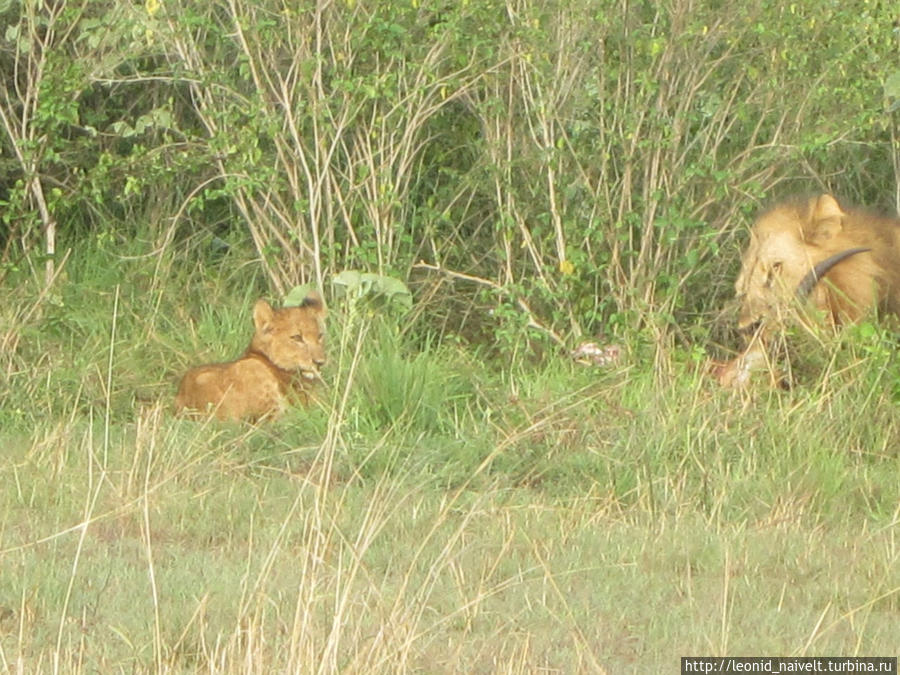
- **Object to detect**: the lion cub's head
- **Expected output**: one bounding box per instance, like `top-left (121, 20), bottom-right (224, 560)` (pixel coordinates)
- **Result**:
top-left (250, 292), bottom-right (326, 378)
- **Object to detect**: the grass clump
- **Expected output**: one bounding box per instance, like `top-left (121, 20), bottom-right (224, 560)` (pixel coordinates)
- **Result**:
top-left (1, 238), bottom-right (898, 673)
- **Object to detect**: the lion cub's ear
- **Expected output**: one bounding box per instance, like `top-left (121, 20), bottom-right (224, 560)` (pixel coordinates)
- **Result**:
top-left (253, 299), bottom-right (276, 333)
top-left (300, 290), bottom-right (327, 318)
top-left (808, 193), bottom-right (846, 245)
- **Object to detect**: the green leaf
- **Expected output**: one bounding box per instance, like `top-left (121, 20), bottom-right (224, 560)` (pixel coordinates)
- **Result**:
top-left (332, 270), bottom-right (363, 294)
top-left (884, 71), bottom-right (900, 100)
top-left (283, 284), bottom-right (317, 307)
top-left (332, 270), bottom-right (412, 312)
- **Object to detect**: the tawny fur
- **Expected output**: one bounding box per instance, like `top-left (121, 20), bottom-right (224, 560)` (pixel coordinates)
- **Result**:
top-left (719, 194), bottom-right (900, 388)
top-left (735, 194), bottom-right (900, 330)
top-left (175, 293), bottom-right (326, 421)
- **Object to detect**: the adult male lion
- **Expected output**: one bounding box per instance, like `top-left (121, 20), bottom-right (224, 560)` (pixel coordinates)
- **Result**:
top-left (717, 193), bottom-right (900, 387)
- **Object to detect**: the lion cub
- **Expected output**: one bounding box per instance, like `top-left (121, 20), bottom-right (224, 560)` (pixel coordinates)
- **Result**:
top-left (175, 292), bottom-right (326, 421)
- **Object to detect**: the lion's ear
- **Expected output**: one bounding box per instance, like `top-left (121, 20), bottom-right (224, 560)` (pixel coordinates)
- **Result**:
top-left (808, 193), bottom-right (845, 244)
top-left (301, 290), bottom-right (327, 318)
top-left (253, 299), bottom-right (275, 332)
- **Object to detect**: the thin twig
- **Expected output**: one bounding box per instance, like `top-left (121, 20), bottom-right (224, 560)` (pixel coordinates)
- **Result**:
top-left (412, 261), bottom-right (566, 347)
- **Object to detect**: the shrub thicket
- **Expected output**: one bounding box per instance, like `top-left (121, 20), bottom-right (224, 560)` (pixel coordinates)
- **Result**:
top-left (2, 0), bottom-right (898, 346)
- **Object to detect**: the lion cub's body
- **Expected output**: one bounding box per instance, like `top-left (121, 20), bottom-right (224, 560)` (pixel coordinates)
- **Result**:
top-left (175, 293), bottom-right (326, 421)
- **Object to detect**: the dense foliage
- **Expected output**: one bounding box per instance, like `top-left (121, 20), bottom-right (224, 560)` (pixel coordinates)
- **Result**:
top-left (2, 0), bottom-right (898, 346)
top-left (2, 3), bottom-right (899, 669)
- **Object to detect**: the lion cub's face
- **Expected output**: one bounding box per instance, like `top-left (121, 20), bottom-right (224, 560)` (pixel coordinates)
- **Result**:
top-left (251, 295), bottom-right (326, 377)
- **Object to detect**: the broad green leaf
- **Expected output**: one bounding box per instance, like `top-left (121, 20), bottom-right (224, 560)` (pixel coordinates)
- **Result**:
top-left (884, 71), bottom-right (900, 100)
top-left (283, 284), bottom-right (317, 307)
top-left (331, 270), bottom-right (412, 312)
top-left (332, 270), bottom-right (363, 294)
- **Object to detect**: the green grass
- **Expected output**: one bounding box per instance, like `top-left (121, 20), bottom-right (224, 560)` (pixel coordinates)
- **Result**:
top-left (1, 239), bottom-right (898, 673)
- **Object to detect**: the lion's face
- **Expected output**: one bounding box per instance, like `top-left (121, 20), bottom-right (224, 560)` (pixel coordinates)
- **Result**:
top-left (734, 207), bottom-right (819, 331)
top-left (721, 193), bottom-right (899, 389)
top-left (252, 296), bottom-right (326, 377)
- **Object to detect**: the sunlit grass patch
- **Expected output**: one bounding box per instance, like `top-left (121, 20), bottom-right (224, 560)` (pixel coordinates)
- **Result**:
top-left (1, 239), bottom-right (898, 672)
